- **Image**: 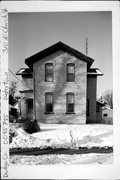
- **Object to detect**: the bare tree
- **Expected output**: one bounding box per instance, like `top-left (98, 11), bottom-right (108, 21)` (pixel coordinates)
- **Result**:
top-left (102, 89), bottom-right (113, 109)
top-left (9, 81), bottom-right (18, 105)
top-left (9, 81), bottom-right (17, 97)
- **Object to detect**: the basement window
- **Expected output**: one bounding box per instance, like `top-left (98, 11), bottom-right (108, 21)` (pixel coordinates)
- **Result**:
top-left (45, 92), bottom-right (54, 113)
top-left (104, 113), bottom-right (108, 117)
top-left (66, 93), bottom-right (75, 113)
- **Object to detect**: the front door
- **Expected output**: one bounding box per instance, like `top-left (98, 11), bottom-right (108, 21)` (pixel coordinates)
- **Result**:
top-left (26, 99), bottom-right (33, 119)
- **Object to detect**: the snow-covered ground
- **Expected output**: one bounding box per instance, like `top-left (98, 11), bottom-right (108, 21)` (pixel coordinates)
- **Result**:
top-left (10, 123), bottom-right (113, 149)
top-left (10, 153), bottom-right (113, 165)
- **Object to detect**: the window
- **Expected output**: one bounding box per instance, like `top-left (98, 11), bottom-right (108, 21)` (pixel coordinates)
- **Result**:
top-left (87, 99), bottom-right (89, 116)
top-left (45, 93), bottom-right (54, 113)
top-left (45, 63), bottom-right (53, 82)
top-left (66, 93), bottom-right (75, 113)
top-left (27, 99), bottom-right (33, 113)
top-left (104, 113), bottom-right (108, 117)
top-left (67, 63), bottom-right (75, 82)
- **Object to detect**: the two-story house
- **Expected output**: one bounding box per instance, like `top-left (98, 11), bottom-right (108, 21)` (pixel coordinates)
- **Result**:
top-left (16, 42), bottom-right (103, 124)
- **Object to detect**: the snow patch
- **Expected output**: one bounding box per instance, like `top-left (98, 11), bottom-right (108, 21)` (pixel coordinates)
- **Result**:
top-left (10, 153), bottom-right (113, 165)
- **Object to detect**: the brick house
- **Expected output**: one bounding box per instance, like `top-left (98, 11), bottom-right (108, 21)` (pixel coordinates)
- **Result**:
top-left (16, 42), bottom-right (103, 124)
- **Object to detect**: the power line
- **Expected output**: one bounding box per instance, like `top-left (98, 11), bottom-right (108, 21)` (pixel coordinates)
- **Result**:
top-left (9, 68), bottom-right (32, 92)
top-left (8, 68), bottom-right (22, 82)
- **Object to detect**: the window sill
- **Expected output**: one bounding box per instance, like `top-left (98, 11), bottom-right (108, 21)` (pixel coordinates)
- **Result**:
top-left (44, 112), bottom-right (54, 114)
top-left (66, 81), bottom-right (75, 83)
top-left (66, 112), bottom-right (76, 114)
top-left (45, 81), bottom-right (55, 83)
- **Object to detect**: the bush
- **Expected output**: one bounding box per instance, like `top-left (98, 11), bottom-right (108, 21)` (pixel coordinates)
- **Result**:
top-left (23, 119), bottom-right (40, 134)
top-left (9, 115), bottom-right (17, 123)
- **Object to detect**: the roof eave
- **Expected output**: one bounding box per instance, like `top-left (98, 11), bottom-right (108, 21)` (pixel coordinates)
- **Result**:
top-left (96, 101), bottom-right (104, 106)
top-left (87, 73), bottom-right (103, 76)
top-left (16, 68), bottom-right (33, 75)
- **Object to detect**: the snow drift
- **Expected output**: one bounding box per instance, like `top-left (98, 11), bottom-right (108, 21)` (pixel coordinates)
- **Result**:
top-left (10, 124), bottom-right (113, 150)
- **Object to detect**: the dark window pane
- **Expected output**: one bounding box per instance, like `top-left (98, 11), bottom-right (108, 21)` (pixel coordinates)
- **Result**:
top-left (46, 104), bottom-right (53, 113)
top-left (45, 93), bottom-right (53, 113)
top-left (67, 74), bottom-right (74, 82)
top-left (27, 99), bottom-right (33, 114)
top-left (67, 104), bottom-right (74, 113)
top-left (66, 93), bottom-right (74, 113)
top-left (104, 114), bottom-right (108, 117)
top-left (27, 99), bottom-right (33, 110)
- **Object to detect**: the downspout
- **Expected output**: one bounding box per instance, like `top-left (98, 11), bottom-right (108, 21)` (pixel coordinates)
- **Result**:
top-left (33, 68), bottom-right (36, 120)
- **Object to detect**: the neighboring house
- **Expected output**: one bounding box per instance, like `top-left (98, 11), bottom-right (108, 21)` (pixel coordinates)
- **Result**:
top-left (102, 107), bottom-right (113, 124)
top-left (96, 101), bottom-right (104, 123)
top-left (16, 42), bottom-right (103, 124)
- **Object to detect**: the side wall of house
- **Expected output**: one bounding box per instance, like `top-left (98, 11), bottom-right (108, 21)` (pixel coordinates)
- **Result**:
top-left (102, 109), bottom-right (113, 124)
top-left (22, 76), bottom-right (33, 90)
top-left (33, 51), bottom-right (87, 124)
top-left (87, 75), bottom-right (97, 123)
top-left (20, 76), bottom-right (33, 120)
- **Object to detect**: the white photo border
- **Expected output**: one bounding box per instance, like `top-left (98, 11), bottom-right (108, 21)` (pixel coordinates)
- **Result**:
top-left (1, 1), bottom-right (120, 179)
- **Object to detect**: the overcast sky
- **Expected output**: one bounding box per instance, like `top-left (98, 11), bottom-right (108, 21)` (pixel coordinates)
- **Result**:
top-left (9, 12), bottom-right (112, 97)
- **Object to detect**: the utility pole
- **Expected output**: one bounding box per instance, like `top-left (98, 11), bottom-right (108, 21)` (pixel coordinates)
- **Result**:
top-left (86, 37), bottom-right (88, 55)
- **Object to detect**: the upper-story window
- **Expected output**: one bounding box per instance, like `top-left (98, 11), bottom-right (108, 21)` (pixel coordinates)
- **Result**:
top-left (45, 63), bottom-right (53, 82)
top-left (67, 63), bottom-right (75, 82)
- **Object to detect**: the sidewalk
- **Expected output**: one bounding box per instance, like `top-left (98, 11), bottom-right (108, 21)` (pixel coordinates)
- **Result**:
top-left (10, 146), bottom-right (113, 156)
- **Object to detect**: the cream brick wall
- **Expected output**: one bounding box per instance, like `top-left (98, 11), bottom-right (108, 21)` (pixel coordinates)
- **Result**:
top-left (22, 77), bottom-right (33, 91)
top-left (33, 51), bottom-right (87, 124)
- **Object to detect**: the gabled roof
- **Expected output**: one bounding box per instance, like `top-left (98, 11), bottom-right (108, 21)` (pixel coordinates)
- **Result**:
top-left (19, 90), bottom-right (33, 93)
top-left (96, 101), bottom-right (104, 106)
top-left (25, 41), bottom-right (94, 70)
top-left (87, 68), bottom-right (103, 76)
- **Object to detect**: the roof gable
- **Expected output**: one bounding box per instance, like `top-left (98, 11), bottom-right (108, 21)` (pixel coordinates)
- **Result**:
top-left (25, 41), bottom-right (94, 70)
